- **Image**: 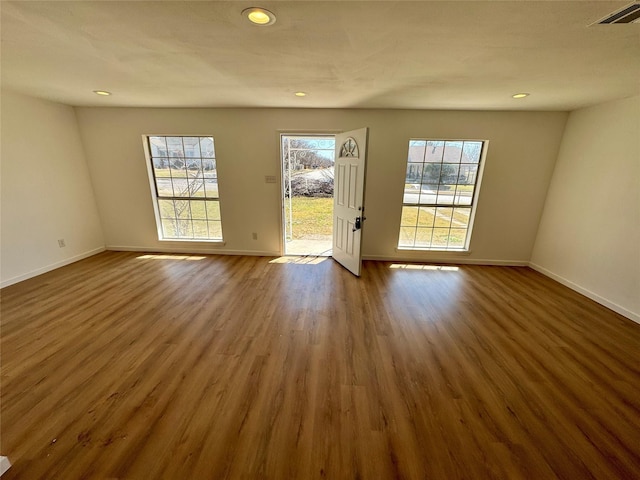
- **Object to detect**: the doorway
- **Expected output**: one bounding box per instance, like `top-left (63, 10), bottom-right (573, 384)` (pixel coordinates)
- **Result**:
top-left (281, 134), bottom-right (336, 256)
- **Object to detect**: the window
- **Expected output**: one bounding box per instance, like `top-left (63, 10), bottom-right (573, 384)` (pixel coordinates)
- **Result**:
top-left (146, 136), bottom-right (223, 241)
top-left (398, 139), bottom-right (485, 250)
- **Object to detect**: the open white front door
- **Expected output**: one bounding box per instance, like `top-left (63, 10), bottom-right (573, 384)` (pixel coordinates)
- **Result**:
top-left (332, 127), bottom-right (368, 276)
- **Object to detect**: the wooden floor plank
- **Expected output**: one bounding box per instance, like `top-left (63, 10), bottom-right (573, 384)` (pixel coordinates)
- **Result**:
top-left (1, 252), bottom-right (639, 479)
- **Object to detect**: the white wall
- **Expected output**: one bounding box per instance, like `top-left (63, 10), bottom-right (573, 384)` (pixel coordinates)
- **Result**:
top-left (531, 95), bottom-right (640, 323)
top-left (75, 107), bottom-right (567, 264)
top-left (0, 90), bottom-right (105, 287)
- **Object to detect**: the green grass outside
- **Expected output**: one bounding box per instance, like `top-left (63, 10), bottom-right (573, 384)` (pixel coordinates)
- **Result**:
top-left (285, 197), bottom-right (333, 238)
top-left (400, 206), bottom-right (470, 228)
top-left (159, 199), bottom-right (222, 239)
top-left (284, 198), bottom-right (469, 245)
top-left (157, 194), bottom-right (470, 246)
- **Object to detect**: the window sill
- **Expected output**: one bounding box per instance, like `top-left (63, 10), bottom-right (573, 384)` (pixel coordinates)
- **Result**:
top-left (396, 247), bottom-right (471, 255)
top-left (159, 239), bottom-right (226, 246)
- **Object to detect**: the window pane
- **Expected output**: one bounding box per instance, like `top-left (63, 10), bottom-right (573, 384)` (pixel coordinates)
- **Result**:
top-left (153, 158), bottom-right (171, 176)
top-left (399, 227), bottom-right (416, 247)
top-left (161, 218), bottom-right (177, 237)
top-left (443, 141), bottom-right (463, 163)
top-left (419, 185), bottom-right (438, 204)
top-left (432, 228), bottom-right (450, 247)
top-left (192, 220), bottom-right (209, 238)
top-left (422, 164), bottom-right (441, 184)
top-left (403, 184), bottom-right (421, 204)
top-left (407, 140), bottom-right (426, 162)
top-left (149, 137), bottom-right (168, 157)
top-left (155, 178), bottom-right (173, 196)
top-left (186, 158), bottom-right (202, 171)
top-left (401, 206), bottom-right (419, 226)
top-left (415, 228), bottom-right (433, 247)
top-left (171, 161), bottom-right (188, 179)
top-left (453, 186), bottom-right (473, 205)
top-left (158, 199), bottom-right (175, 218)
top-left (425, 141), bottom-right (444, 162)
top-left (434, 207), bottom-right (453, 228)
top-left (203, 159), bottom-right (217, 177)
top-left (406, 163), bottom-right (423, 183)
top-left (183, 137), bottom-right (201, 158)
top-left (204, 178), bottom-right (219, 198)
top-left (452, 208), bottom-right (471, 229)
top-left (190, 200), bottom-right (207, 220)
top-left (458, 164), bottom-right (478, 185)
top-left (417, 207), bottom-right (435, 227)
top-left (174, 200), bottom-right (191, 219)
top-left (208, 220), bottom-right (223, 239)
top-left (166, 137), bottom-right (184, 156)
top-left (462, 141), bottom-right (483, 163)
top-left (440, 164), bottom-right (460, 184)
top-left (206, 201), bottom-right (221, 221)
top-left (200, 137), bottom-right (215, 158)
top-left (436, 185), bottom-right (456, 204)
top-left (171, 177), bottom-right (189, 197)
top-left (188, 177), bottom-right (205, 197)
top-left (175, 219), bottom-right (193, 238)
top-left (448, 229), bottom-right (467, 248)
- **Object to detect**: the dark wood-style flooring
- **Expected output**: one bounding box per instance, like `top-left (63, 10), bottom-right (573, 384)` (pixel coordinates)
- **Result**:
top-left (1, 251), bottom-right (639, 479)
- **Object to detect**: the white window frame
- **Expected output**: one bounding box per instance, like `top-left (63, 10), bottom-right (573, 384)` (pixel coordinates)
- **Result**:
top-left (397, 138), bottom-right (488, 252)
top-left (143, 135), bottom-right (224, 242)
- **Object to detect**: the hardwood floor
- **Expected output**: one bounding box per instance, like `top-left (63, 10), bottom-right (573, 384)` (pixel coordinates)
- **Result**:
top-left (1, 251), bottom-right (639, 479)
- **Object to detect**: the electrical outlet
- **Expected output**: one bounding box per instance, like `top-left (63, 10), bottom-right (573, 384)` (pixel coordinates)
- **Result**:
top-left (264, 175), bottom-right (277, 184)
top-left (58, 239), bottom-right (66, 248)
top-left (252, 232), bottom-right (258, 240)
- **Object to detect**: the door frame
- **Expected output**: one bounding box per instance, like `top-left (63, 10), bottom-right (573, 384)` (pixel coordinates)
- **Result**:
top-left (277, 130), bottom-right (341, 256)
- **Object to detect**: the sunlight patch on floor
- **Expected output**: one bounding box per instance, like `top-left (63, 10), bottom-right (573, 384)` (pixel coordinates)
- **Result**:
top-left (390, 264), bottom-right (459, 271)
top-left (269, 256), bottom-right (329, 265)
top-left (136, 254), bottom-right (206, 261)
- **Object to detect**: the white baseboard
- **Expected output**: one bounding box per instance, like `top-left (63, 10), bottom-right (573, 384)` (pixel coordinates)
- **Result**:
top-left (0, 247), bottom-right (106, 289)
top-left (106, 245), bottom-right (280, 257)
top-left (363, 254), bottom-right (529, 267)
top-left (529, 262), bottom-right (640, 324)
top-left (0, 456), bottom-right (11, 476)
top-left (6, 246), bottom-right (635, 324)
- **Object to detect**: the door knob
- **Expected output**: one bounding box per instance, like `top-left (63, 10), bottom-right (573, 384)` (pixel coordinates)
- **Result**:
top-left (353, 216), bottom-right (362, 232)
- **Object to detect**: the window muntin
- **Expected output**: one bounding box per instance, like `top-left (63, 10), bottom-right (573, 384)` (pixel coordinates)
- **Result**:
top-left (399, 139), bottom-right (485, 250)
top-left (147, 136), bottom-right (223, 241)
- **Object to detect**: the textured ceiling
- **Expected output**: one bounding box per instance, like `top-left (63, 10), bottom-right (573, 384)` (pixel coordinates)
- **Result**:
top-left (1, 1), bottom-right (639, 110)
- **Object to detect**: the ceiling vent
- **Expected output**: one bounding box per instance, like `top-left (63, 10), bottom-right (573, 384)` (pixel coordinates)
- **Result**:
top-left (593, 2), bottom-right (640, 24)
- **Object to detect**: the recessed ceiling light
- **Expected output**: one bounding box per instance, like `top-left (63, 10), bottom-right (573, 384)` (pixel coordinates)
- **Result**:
top-left (93, 90), bottom-right (111, 96)
top-left (512, 93), bottom-right (530, 99)
top-left (242, 7), bottom-right (276, 26)
top-left (294, 92), bottom-right (307, 97)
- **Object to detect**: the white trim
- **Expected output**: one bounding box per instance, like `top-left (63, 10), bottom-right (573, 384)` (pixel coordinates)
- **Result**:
top-left (0, 247), bottom-right (106, 289)
top-left (529, 262), bottom-right (640, 324)
top-left (0, 456), bottom-right (10, 476)
top-left (157, 239), bottom-right (225, 245)
top-left (396, 247), bottom-right (472, 255)
top-left (106, 245), bottom-right (279, 257)
top-left (141, 135), bottom-right (225, 243)
top-left (364, 254), bottom-right (528, 266)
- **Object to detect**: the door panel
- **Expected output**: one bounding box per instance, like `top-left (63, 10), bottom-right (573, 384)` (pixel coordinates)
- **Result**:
top-left (332, 128), bottom-right (368, 276)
